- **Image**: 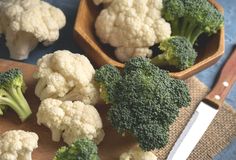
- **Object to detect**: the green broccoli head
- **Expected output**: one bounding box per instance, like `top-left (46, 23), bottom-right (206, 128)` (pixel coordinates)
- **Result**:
top-left (123, 56), bottom-right (154, 74)
top-left (163, 0), bottom-right (185, 21)
top-left (95, 64), bottom-right (121, 104)
top-left (0, 68), bottom-right (31, 121)
top-left (151, 36), bottom-right (197, 70)
top-left (134, 123), bottom-right (169, 150)
top-left (53, 138), bottom-right (99, 160)
top-left (163, 0), bottom-right (224, 44)
top-left (162, 0), bottom-right (185, 35)
top-left (96, 57), bottom-right (191, 151)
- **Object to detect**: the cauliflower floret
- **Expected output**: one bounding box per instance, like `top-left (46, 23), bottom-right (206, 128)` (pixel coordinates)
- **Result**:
top-left (35, 72), bottom-right (71, 100)
top-left (60, 81), bottom-right (100, 106)
top-left (120, 146), bottom-right (157, 160)
top-left (34, 50), bottom-right (100, 105)
top-left (95, 0), bottom-right (171, 62)
top-left (36, 99), bottom-right (65, 141)
top-left (37, 98), bottom-right (105, 145)
top-left (0, 0), bottom-right (66, 60)
top-left (0, 130), bottom-right (39, 160)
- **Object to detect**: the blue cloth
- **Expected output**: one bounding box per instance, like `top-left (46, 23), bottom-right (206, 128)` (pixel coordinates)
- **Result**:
top-left (197, 0), bottom-right (236, 110)
top-left (0, 0), bottom-right (236, 159)
top-left (197, 1), bottom-right (236, 158)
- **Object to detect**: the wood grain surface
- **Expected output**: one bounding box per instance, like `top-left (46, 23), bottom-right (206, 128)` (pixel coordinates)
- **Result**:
top-left (0, 59), bottom-right (136, 160)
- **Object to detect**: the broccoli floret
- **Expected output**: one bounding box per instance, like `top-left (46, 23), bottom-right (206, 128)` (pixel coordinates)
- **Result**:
top-left (53, 138), bottom-right (99, 160)
top-left (151, 36), bottom-right (197, 70)
top-left (95, 57), bottom-right (191, 151)
top-left (95, 64), bottom-right (121, 104)
top-left (163, 0), bottom-right (224, 44)
top-left (0, 68), bottom-right (32, 122)
top-left (133, 123), bottom-right (169, 150)
top-left (162, 0), bottom-right (185, 35)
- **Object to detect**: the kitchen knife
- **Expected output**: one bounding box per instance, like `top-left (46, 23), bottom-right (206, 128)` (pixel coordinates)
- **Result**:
top-left (167, 47), bottom-right (236, 160)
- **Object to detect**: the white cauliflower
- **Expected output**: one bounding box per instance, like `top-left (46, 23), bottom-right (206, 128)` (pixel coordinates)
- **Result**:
top-left (120, 146), bottom-right (157, 160)
top-left (0, 130), bottom-right (39, 160)
top-left (0, 0), bottom-right (66, 60)
top-left (34, 50), bottom-right (100, 105)
top-left (95, 0), bottom-right (171, 62)
top-left (36, 98), bottom-right (105, 145)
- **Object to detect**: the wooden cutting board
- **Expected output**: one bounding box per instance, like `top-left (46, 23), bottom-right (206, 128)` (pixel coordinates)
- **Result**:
top-left (0, 59), bottom-right (136, 160)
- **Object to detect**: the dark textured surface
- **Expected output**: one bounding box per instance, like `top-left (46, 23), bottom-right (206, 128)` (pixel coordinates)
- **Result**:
top-left (0, 0), bottom-right (235, 159)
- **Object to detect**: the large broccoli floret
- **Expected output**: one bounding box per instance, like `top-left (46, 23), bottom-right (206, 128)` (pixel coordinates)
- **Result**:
top-left (151, 36), bottom-right (197, 70)
top-left (0, 68), bottom-right (32, 122)
top-left (53, 138), bottom-right (99, 160)
top-left (95, 57), bottom-right (191, 151)
top-left (163, 0), bottom-right (224, 44)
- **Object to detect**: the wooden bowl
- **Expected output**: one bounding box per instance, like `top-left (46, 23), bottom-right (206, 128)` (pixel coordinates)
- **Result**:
top-left (74, 0), bottom-right (225, 79)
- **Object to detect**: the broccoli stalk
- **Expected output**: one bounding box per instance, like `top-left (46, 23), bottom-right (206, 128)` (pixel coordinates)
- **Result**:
top-left (53, 138), bottom-right (99, 160)
top-left (0, 69), bottom-right (32, 122)
top-left (151, 36), bottom-right (197, 70)
top-left (0, 105), bottom-right (6, 115)
top-left (95, 57), bottom-right (191, 151)
top-left (163, 0), bottom-right (224, 44)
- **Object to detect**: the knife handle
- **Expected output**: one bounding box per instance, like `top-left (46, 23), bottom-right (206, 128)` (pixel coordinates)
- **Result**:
top-left (204, 47), bottom-right (236, 108)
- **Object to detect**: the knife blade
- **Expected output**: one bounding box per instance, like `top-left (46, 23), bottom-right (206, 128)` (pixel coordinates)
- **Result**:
top-left (167, 46), bottom-right (236, 160)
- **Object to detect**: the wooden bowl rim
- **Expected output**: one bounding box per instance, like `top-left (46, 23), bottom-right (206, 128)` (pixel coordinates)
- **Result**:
top-left (74, 0), bottom-right (225, 79)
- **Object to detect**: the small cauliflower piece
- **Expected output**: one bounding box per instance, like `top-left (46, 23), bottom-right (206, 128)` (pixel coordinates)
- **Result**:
top-left (120, 146), bottom-right (157, 160)
top-left (0, 0), bottom-right (66, 60)
top-left (95, 0), bottom-right (171, 62)
top-left (34, 50), bottom-right (100, 105)
top-left (115, 47), bottom-right (152, 63)
top-left (0, 130), bottom-right (39, 160)
top-left (37, 98), bottom-right (105, 145)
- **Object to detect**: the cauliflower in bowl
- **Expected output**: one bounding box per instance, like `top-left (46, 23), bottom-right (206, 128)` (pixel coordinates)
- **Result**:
top-left (94, 0), bottom-right (171, 62)
top-left (37, 98), bottom-right (105, 145)
top-left (0, 0), bottom-right (66, 60)
top-left (34, 50), bottom-right (100, 105)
